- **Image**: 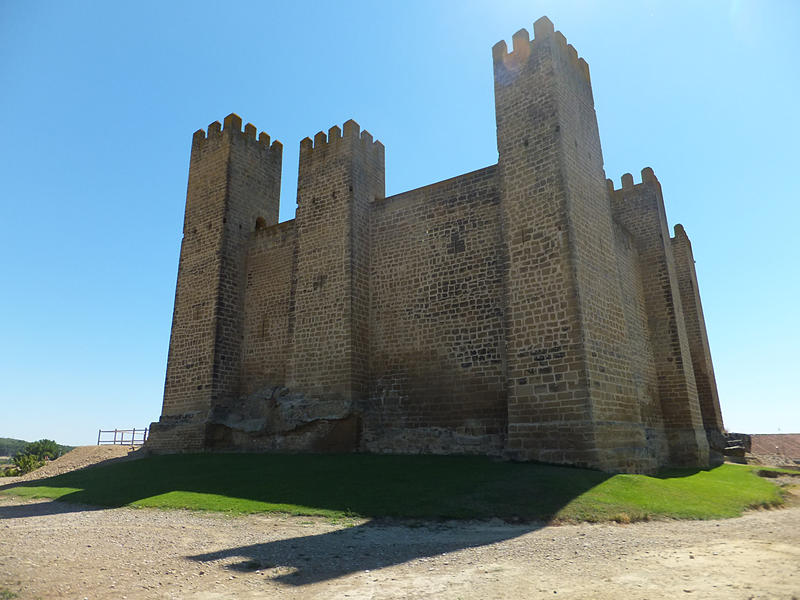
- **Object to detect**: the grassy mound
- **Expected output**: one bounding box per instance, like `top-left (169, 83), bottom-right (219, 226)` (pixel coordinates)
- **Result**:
top-left (1, 453), bottom-right (785, 522)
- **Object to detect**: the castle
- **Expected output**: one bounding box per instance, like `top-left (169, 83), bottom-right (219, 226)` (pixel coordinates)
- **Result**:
top-left (147, 17), bottom-right (725, 472)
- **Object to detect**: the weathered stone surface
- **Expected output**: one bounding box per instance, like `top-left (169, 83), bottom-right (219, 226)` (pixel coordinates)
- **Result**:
top-left (147, 16), bottom-right (724, 473)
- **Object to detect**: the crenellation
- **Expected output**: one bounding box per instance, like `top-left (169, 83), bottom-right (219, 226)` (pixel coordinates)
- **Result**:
top-left (611, 168), bottom-right (660, 192)
top-left (192, 128), bottom-right (205, 147)
top-left (641, 166), bottom-right (658, 184)
top-left (343, 118), bottom-right (360, 138)
top-left (621, 172), bottom-right (635, 189)
top-left (149, 16), bottom-right (723, 472)
top-left (223, 112), bottom-right (242, 133)
top-left (533, 15), bottom-right (555, 39)
top-left (511, 28), bottom-right (531, 61)
top-left (491, 40), bottom-right (508, 63)
top-left (578, 57), bottom-right (591, 83)
top-left (191, 115), bottom-right (282, 158)
top-left (298, 120), bottom-right (383, 169)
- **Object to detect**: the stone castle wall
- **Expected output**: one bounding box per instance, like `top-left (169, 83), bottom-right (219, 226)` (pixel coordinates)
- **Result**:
top-left (366, 166), bottom-right (507, 455)
top-left (240, 219), bottom-right (296, 395)
top-left (148, 16), bottom-right (724, 472)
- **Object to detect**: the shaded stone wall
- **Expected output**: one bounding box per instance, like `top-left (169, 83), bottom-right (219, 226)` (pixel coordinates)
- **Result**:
top-left (612, 221), bottom-right (669, 461)
top-left (365, 166), bottom-right (507, 454)
top-left (240, 220), bottom-right (297, 395)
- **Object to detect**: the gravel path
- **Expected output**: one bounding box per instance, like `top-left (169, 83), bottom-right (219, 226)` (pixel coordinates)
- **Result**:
top-left (1, 494), bottom-right (798, 600)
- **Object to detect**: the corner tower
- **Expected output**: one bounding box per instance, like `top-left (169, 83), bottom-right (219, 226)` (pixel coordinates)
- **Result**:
top-left (148, 114), bottom-right (282, 451)
top-left (494, 18), bottom-right (657, 471)
top-left (609, 171), bottom-right (710, 465)
top-left (671, 224), bottom-right (724, 438)
top-left (289, 121), bottom-right (384, 420)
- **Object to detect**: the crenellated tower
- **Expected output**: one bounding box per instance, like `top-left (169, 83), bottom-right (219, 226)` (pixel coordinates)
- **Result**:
top-left (609, 168), bottom-right (710, 465)
top-left (149, 113), bottom-right (282, 451)
top-left (671, 223), bottom-right (724, 437)
top-left (494, 17), bottom-right (654, 470)
top-left (289, 120), bottom-right (385, 419)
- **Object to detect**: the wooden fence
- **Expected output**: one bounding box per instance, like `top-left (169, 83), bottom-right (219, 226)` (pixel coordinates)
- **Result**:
top-left (97, 428), bottom-right (149, 446)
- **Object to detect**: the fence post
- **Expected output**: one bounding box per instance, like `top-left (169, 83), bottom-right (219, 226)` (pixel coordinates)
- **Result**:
top-left (97, 430), bottom-right (101, 445)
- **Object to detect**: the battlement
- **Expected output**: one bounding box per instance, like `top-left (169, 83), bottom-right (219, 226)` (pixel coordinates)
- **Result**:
top-left (191, 112), bottom-right (283, 156)
top-left (607, 167), bottom-right (660, 194)
top-left (298, 119), bottom-right (384, 162)
top-left (492, 16), bottom-right (590, 83)
top-left (673, 223), bottom-right (688, 239)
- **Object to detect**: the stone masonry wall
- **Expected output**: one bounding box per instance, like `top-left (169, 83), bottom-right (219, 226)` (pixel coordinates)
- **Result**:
top-left (494, 22), bottom-right (594, 467)
top-left (240, 220), bottom-right (297, 395)
top-left (211, 115), bottom-right (283, 408)
top-left (366, 166), bottom-right (507, 454)
top-left (289, 122), bottom-right (384, 404)
top-left (671, 225), bottom-right (724, 433)
top-left (612, 220), bottom-right (669, 461)
top-left (547, 23), bottom-right (651, 470)
top-left (609, 170), bottom-right (709, 466)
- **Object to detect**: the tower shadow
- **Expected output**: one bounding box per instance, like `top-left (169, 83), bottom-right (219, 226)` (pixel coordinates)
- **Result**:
top-left (187, 517), bottom-right (539, 586)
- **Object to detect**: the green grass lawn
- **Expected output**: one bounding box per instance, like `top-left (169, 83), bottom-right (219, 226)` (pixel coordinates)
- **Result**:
top-left (0, 453), bottom-right (786, 523)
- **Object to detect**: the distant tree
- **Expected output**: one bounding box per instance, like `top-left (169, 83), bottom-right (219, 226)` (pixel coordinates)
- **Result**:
top-left (0, 438), bottom-right (29, 457)
top-left (10, 439), bottom-right (65, 474)
top-left (22, 439), bottom-right (62, 461)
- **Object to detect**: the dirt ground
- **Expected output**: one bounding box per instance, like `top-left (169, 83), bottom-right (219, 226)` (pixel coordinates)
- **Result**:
top-left (1, 449), bottom-right (799, 599)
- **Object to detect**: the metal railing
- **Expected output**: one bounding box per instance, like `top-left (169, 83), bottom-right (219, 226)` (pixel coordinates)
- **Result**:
top-left (97, 428), bottom-right (148, 446)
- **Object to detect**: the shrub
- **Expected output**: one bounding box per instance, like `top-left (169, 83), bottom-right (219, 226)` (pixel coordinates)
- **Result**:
top-left (12, 454), bottom-right (44, 474)
top-left (1, 466), bottom-right (20, 477)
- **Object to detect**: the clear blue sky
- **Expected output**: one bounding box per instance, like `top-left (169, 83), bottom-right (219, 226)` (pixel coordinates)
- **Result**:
top-left (1, 0), bottom-right (798, 446)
